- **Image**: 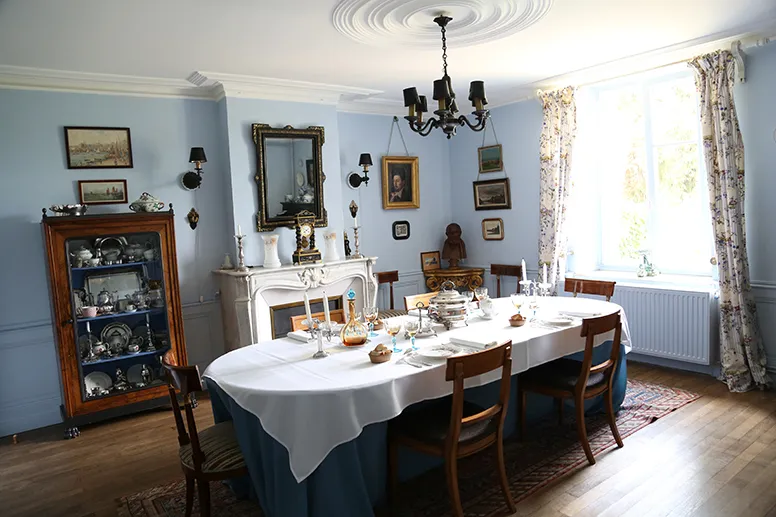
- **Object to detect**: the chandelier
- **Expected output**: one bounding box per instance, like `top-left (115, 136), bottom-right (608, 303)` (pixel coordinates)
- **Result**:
top-left (402, 15), bottom-right (489, 139)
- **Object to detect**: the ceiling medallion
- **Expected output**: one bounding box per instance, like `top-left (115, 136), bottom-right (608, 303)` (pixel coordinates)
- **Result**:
top-left (401, 15), bottom-right (488, 139)
top-left (332, 0), bottom-right (554, 49)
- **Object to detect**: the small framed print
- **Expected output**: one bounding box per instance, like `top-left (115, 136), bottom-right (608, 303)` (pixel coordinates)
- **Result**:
top-left (392, 220), bottom-right (410, 240)
top-left (64, 126), bottom-right (133, 169)
top-left (482, 218), bottom-right (504, 240)
top-left (78, 179), bottom-right (128, 205)
top-left (478, 144), bottom-right (503, 173)
top-left (420, 251), bottom-right (441, 272)
top-left (473, 178), bottom-right (511, 211)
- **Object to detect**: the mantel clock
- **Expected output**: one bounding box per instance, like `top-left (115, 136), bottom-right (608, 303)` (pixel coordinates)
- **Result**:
top-left (293, 210), bottom-right (321, 265)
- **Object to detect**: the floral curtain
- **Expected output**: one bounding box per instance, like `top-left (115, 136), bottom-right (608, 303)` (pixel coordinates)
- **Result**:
top-left (538, 87), bottom-right (577, 295)
top-left (689, 51), bottom-right (770, 392)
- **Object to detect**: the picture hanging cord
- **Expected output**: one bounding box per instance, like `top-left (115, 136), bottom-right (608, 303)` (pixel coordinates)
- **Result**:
top-left (387, 116), bottom-right (410, 156)
top-left (478, 117), bottom-right (508, 179)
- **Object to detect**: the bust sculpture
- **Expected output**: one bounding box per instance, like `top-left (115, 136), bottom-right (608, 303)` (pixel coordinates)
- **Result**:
top-left (442, 223), bottom-right (466, 268)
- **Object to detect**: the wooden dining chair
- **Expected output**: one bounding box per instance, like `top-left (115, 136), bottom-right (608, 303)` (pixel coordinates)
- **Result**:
top-left (162, 361), bottom-right (248, 517)
top-left (376, 270), bottom-right (400, 309)
top-left (490, 264), bottom-right (523, 298)
top-left (289, 309), bottom-right (345, 331)
top-left (388, 342), bottom-right (516, 517)
top-left (564, 278), bottom-right (616, 301)
top-left (403, 292), bottom-right (436, 311)
top-left (517, 313), bottom-right (624, 466)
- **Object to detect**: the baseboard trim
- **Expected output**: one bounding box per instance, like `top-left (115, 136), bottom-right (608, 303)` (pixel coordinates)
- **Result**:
top-left (628, 353), bottom-right (719, 377)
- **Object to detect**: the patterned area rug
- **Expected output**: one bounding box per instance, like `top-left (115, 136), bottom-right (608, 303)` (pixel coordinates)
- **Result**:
top-left (117, 380), bottom-right (699, 517)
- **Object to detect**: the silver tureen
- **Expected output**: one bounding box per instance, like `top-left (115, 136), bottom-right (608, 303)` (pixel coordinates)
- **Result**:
top-left (428, 281), bottom-right (469, 330)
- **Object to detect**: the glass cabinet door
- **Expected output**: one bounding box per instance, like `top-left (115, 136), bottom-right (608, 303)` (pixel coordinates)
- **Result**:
top-left (66, 232), bottom-right (170, 402)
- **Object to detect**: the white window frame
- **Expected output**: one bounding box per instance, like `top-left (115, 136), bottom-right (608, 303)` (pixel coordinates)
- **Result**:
top-left (588, 68), bottom-right (712, 277)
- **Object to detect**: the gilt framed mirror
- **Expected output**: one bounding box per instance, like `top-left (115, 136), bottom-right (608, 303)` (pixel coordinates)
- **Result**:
top-left (252, 123), bottom-right (327, 231)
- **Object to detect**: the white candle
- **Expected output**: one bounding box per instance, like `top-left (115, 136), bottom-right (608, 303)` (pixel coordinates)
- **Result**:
top-left (543, 264), bottom-right (547, 284)
top-left (303, 292), bottom-right (313, 326)
top-left (322, 291), bottom-right (331, 325)
top-left (354, 214), bottom-right (358, 228)
top-left (521, 259), bottom-right (527, 282)
top-left (237, 224), bottom-right (242, 236)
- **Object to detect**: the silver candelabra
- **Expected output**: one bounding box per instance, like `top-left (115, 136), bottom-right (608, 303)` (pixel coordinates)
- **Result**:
top-left (351, 226), bottom-right (363, 259)
top-left (305, 318), bottom-right (334, 359)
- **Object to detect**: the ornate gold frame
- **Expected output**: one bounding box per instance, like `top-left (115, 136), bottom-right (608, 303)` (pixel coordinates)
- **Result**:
top-left (382, 156), bottom-right (420, 210)
top-left (252, 124), bottom-right (327, 231)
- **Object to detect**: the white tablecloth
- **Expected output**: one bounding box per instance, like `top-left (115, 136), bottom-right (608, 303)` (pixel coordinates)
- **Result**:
top-left (203, 297), bottom-right (630, 482)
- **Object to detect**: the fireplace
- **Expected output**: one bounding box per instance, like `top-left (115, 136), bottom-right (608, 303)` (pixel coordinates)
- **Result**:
top-left (214, 257), bottom-right (378, 351)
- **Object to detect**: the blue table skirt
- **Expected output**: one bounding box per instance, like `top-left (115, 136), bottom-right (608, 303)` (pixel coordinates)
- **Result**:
top-left (205, 343), bottom-right (627, 517)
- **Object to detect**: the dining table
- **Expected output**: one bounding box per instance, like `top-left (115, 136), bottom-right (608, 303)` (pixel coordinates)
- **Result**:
top-left (203, 296), bottom-right (631, 517)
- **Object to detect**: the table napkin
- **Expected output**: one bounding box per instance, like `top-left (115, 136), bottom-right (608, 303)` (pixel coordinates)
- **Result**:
top-left (286, 330), bottom-right (311, 343)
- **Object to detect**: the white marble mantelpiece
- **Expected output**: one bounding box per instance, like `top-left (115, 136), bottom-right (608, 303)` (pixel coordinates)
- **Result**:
top-left (214, 257), bottom-right (378, 352)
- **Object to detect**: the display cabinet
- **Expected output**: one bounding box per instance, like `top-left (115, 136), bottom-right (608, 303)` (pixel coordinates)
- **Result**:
top-left (41, 208), bottom-right (188, 438)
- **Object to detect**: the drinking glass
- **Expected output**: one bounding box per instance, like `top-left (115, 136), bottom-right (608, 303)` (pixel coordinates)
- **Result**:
top-left (510, 293), bottom-right (526, 316)
top-left (475, 287), bottom-right (488, 301)
top-left (404, 318), bottom-right (420, 350)
top-left (385, 320), bottom-right (404, 353)
top-left (364, 305), bottom-right (379, 337)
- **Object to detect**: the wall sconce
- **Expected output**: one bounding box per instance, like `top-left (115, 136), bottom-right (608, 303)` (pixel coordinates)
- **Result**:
top-left (347, 153), bottom-right (373, 189)
top-left (181, 147), bottom-right (207, 190)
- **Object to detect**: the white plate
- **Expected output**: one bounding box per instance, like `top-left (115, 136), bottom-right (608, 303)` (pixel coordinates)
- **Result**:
top-left (537, 315), bottom-right (575, 326)
top-left (84, 371), bottom-right (113, 392)
top-left (417, 344), bottom-right (458, 360)
top-left (127, 364), bottom-right (152, 385)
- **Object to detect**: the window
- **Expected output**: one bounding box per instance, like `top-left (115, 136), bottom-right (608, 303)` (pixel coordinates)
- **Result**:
top-left (573, 67), bottom-right (712, 276)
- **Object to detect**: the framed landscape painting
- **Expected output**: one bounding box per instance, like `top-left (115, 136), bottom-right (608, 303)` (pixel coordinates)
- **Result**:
top-left (78, 179), bottom-right (128, 205)
top-left (473, 178), bottom-right (511, 211)
top-left (478, 144), bottom-right (503, 173)
top-left (482, 218), bottom-right (504, 240)
top-left (420, 251), bottom-right (441, 271)
top-left (64, 126), bottom-right (133, 169)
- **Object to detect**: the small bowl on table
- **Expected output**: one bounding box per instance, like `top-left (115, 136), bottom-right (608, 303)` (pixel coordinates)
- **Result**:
top-left (509, 314), bottom-right (526, 327)
top-left (369, 344), bottom-right (393, 364)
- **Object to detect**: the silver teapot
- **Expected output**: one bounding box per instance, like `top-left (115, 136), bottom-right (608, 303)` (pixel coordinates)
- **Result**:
top-left (70, 246), bottom-right (93, 267)
top-left (96, 288), bottom-right (114, 307)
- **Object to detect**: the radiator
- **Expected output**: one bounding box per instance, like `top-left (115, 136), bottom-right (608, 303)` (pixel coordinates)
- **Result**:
top-left (612, 286), bottom-right (717, 365)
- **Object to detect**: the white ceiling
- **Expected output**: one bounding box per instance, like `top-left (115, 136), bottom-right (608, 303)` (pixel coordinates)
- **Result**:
top-left (0, 0), bottom-right (774, 106)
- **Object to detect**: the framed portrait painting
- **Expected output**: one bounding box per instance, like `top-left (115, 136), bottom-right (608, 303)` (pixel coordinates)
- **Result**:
top-left (78, 179), bottom-right (128, 205)
top-left (392, 220), bottom-right (410, 240)
top-left (482, 218), bottom-right (504, 240)
top-left (478, 144), bottom-right (503, 173)
top-left (64, 127), bottom-right (133, 169)
top-left (420, 251), bottom-right (441, 272)
top-left (473, 178), bottom-right (511, 211)
top-left (382, 156), bottom-right (419, 210)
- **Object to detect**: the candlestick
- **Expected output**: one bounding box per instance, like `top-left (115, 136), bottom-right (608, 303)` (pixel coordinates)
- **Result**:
top-left (521, 259), bottom-right (527, 282)
top-left (351, 226), bottom-right (363, 259)
top-left (322, 291), bottom-right (331, 325)
top-left (235, 233), bottom-right (248, 272)
top-left (304, 292), bottom-right (313, 324)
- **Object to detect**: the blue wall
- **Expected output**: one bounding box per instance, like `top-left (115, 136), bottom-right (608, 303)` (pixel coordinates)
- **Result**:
top-left (337, 113), bottom-right (451, 276)
top-left (0, 89), bottom-right (229, 435)
top-left (736, 43), bottom-right (776, 373)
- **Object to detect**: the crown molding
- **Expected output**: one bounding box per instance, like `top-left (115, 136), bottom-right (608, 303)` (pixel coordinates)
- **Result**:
top-left (337, 96), bottom-right (401, 116)
top-left (188, 71), bottom-right (382, 105)
top-left (0, 65), bottom-right (212, 99)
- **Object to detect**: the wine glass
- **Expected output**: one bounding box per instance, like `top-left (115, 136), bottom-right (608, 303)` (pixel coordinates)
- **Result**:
top-left (385, 320), bottom-right (404, 353)
top-left (364, 305), bottom-right (378, 337)
top-left (475, 287), bottom-right (488, 301)
top-left (510, 293), bottom-right (526, 316)
top-left (405, 318), bottom-right (420, 350)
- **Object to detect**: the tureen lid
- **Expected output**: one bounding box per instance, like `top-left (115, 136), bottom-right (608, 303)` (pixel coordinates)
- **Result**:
top-left (430, 280), bottom-right (467, 305)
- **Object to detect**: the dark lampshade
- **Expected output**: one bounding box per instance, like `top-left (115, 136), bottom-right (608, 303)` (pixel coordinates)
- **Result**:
top-left (403, 87), bottom-right (421, 107)
top-left (189, 147), bottom-right (207, 164)
top-left (468, 80), bottom-right (488, 107)
top-left (432, 79), bottom-right (450, 101)
top-left (418, 95), bottom-right (428, 113)
top-left (358, 153), bottom-right (373, 167)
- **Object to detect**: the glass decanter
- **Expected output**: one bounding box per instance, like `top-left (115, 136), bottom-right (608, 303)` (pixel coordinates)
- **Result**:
top-left (339, 289), bottom-right (368, 346)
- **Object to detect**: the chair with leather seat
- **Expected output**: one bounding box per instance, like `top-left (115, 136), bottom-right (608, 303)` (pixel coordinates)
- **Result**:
top-left (490, 264), bottom-right (523, 298)
top-left (163, 360), bottom-right (249, 517)
top-left (564, 278), bottom-right (616, 301)
top-left (388, 342), bottom-right (516, 517)
top-left (517, 313), bottom-right (624, 466)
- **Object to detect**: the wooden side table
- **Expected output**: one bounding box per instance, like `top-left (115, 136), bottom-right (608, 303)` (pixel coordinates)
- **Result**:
top-left (424, 267), bottom-right (485, 291)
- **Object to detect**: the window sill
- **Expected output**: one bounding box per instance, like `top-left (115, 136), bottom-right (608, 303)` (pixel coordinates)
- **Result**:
top-left (567, 270), bottom-right (718, 293)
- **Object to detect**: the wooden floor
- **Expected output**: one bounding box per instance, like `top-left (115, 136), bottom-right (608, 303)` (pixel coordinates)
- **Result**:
top-left (1, 363), bottom-right (775, 517)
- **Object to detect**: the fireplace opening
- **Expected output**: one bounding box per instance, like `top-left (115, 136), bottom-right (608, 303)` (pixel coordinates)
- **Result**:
top-left (269, 298), bottom-right (343, 339)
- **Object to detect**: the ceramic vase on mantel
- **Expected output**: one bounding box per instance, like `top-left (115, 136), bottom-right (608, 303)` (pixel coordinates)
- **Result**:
top-left (262, 234), bottom-right (281, 268)
top-left (323, 231), bottom-right (341, 262)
